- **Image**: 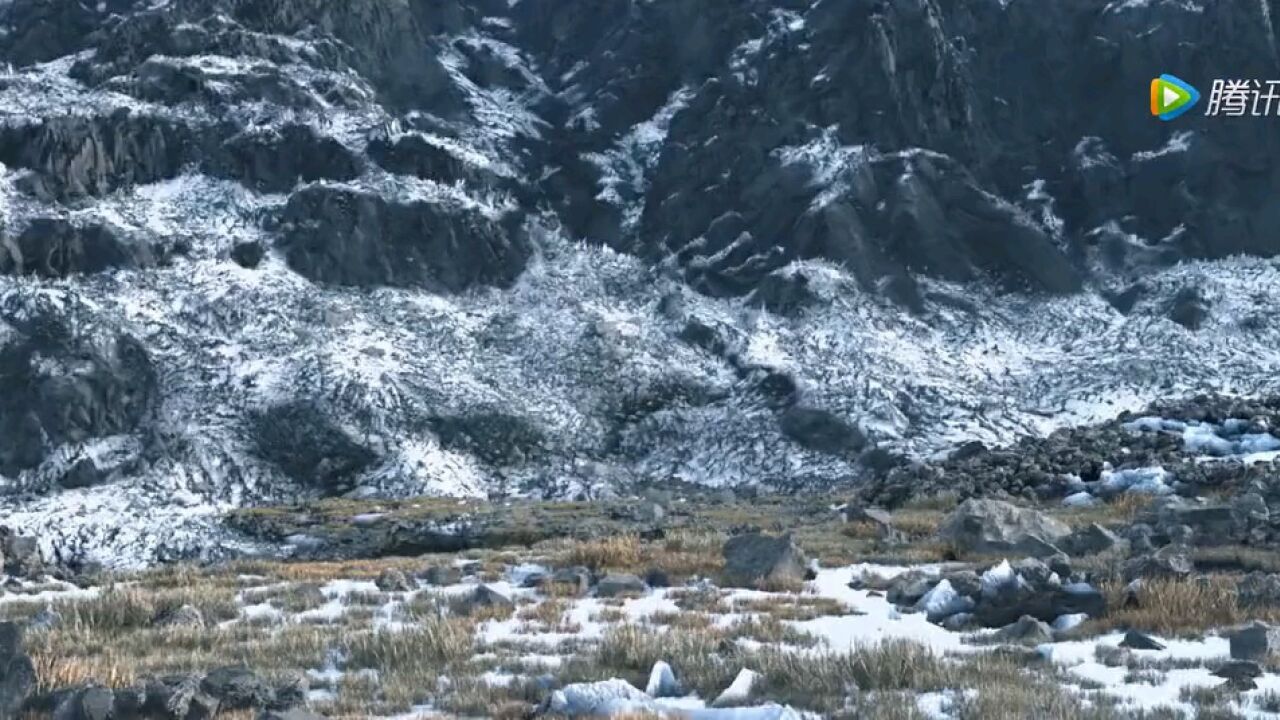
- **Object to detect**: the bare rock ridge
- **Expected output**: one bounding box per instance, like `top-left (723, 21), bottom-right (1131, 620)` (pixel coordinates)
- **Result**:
top-left (1, 0), bottom-right (1280, 565)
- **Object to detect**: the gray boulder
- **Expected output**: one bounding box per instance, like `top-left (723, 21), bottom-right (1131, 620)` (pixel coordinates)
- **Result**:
top-left (1214, 660), bottom-right (1263, 691)
top-left (1063, 523), bottom-right (1123, 556)
top-left (418, 565), bottom-right (462, 586)
top-left (1228, 621), bottom-right (1280, 661)
top-left (989, 615), bottom-right (1054, 645)
top-left (0, 622), bottom-right (35, 720)
top-left (154, 604), bottom-right (205, 629)
top-left (939, 499), bottom-right (1070, 557)
top-left (201, 666), bottom-right (274, 710)
top-left (52, 686), bottom-right (114, 720)
top-left (721, 533), bottom-right (809, 588)
top-left (596, 574), bottom-right (647, 598)
top-left (1123, 546), bottom-right (1193, 582)
top-left (1120, 630), bottom-right (1166, 651)
top-left (885, 570), bottom-right (938, 605)
top-left (1238, 573), bottom-right (1280, 609)
top-left (469, 585), bottom-right (514, 611)
top-left (375, 569), bottom-right (412, 592)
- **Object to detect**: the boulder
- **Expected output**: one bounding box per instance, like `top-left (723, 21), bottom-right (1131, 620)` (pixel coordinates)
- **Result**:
top-left (1123, 546), bottom-right (1193, 582)
top-left (721, 533), bottom-right (809, 588)
top-left (200, 666), bottom-right (274, 710)
top-left (0, 622), bottom-right (35, 720)
top-left (469, 585), bottom-right (514, 611)
top-left (989, 615), bottom-right (1054, 645)
top-left (1063, 523), bottom-right (1123, 557)
top-left (418, 566), bottom-right (462, 586)
top-left (885, 570), bottom-right (939, 606)
top-left (53, 685), bottom-right (114, 720)
top-left (1214, 660), bottom-right (1263, 691)
top-left (542, 567), bottom-right (591, 596)
top-left (1228, 621), bottom-right (1280, 661)
top-left (1120, 630), bottom-right (1166, 651)
top-left (145, 674), bottom-right (221, 719)
top-left (153, 605), bottom-right (205, 629)
top-left (595, 574), bottom-right (646, 598)
top-left (230, 240), bottom-right (265, 269)
top-left (1238, 573), bottom-right (1280, 609)
top-left (374, 569), bottom-right (412, 593)
top-left (1168, 286), bottom-right (1210, 330)
top-left (939, 499), bottom-right (1070, 557)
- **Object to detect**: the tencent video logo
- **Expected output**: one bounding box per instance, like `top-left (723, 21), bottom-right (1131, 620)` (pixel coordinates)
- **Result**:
top-left (1150, 74), bottom-right (1200, 121)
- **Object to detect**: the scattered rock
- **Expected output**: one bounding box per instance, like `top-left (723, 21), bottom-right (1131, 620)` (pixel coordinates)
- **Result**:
top-left (990, 615), bottom-right (1054, 645)
top-left (1168, 286), bottom-right (1210, 330)
top-left (231, 240), bottom-right (265, 269)
top-left (0, 622), bottom-right (36, 720)
top-left (1227, 621), bottom-right (1280, 661)
top-left (596, 574), bottom-right (647, 598)
top-left (418, 565), bottom-right (462, 586)
top-left (1214, 659), bottom-right (1263, 691)
top-left (153, 605), bottom-right (204, 629)
top-left (1119, 630), bottom-right (1166, 651)
top-left (1063, 523), bottom-right (1123, 557)
top-left (721, 533), bottom-right (809, 588)
top-left (375, 569), bottom-right (412, 592)
top-left (939, 499), bottom-right (1070, 557)
top-left (469, 585), bottom-right (514, 611)
top-left (1123, 546), bottom-right (1193, 582)
top-left (200, 666), bottom-right (274, 711)
top-left (1238, 573), bottom-right (1280, 609)
top-left (915, 579), bottom-right (974, 623)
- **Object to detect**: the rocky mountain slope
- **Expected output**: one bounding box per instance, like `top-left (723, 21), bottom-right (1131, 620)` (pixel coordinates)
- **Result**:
top-left (2, 0), bottom-right (1280, 567)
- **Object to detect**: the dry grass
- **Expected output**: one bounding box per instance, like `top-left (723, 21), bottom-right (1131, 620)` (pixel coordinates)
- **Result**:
top-left (731, 594), bottom-right (854, 621)
top-left (556, 531), bottom-right (724, 580)
top-left (1088, 575), bottom-right (1280, 636)
top-left (1056, 493), bottom-right (1148, 528)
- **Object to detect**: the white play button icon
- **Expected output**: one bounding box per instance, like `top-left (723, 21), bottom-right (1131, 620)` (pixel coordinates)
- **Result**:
top-left (1163, 86), bottom-right (1179, 108)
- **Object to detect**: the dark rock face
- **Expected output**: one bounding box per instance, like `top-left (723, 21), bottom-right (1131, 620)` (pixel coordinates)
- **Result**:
top-left (367, 134), bottom-right (500, 188)
top-left (0, 325), bottom-right (156, 477)
top-left (1, 219), bottom-right (158, 278)
top-left (779, 406), bottom-right (866, 457)
top-left (428, 412), bottom-right (548, 467)
top-left (0, 111), bottom-right (198, 201)
top-left (212, 125), bottom-right (364, 194)
top-left (250, 402), bottom-right (377, 495)
top-left (279, 186), bottom-right (531, 292)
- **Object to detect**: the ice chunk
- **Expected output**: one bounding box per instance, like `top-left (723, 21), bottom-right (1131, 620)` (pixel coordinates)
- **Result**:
top-left (915, 579), bottom-right (975, 622)
top-left (1062, 491), bottom-right (1097, 507)
top-left (713, 669), bottom-right (762, 707)
top-left (1053, 613), bottom-right (1089, 631)
top-left (547, 678), bottom-right (655, 716)
top-left (646, 661), bottom-right (681, 698)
